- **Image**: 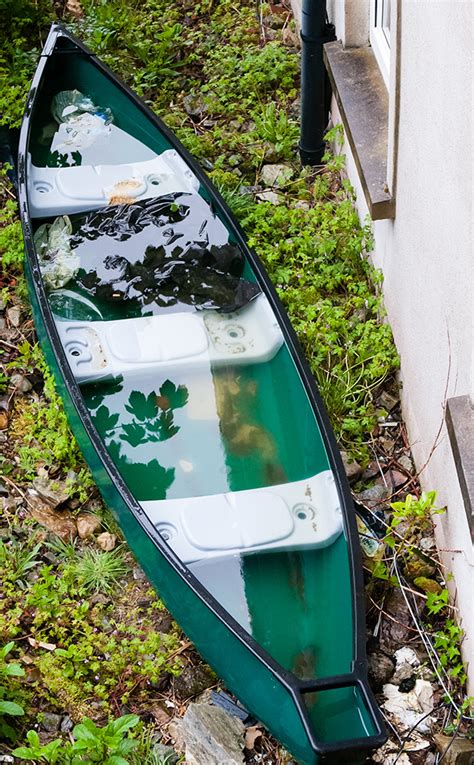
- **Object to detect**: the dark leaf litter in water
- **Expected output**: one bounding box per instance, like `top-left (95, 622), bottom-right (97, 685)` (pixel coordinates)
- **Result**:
top-left (70, 193), bottom-right (261, 313)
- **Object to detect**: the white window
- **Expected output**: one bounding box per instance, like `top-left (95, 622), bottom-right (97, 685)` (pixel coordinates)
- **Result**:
top-left (370, 0), bottom-right (391, 88)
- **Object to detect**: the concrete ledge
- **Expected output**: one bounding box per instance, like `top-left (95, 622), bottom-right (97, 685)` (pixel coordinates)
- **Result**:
top-left (323, 41), bottom-right (395, 220)
top-left (446, 395), bottom-right (474, 543)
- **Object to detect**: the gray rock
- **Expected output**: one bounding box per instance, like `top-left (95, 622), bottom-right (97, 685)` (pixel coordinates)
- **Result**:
top-left (340, 451), bottom-right (363, 482)
top-left (260, 163), bottom-right (293, 187)
top-left (6, 306), bottom-right (20, 327)
top-left (60, 715), bottom-right (74, 733)
top-left (0, 318), bottom-right (6, 331)
top-left (392, 662), bottom-right (416, 686)
top-left (171, 702), bottom-right (245, 765)
top-left (132, 566), bottom-right (147, 581)
top-left (32, 475), bottom-right (69, 508)
top-left (262, 142), bottom-right (279, 162)
top-left (173, 664), bottom-right (215, 700)
top-left (367, 651), bottom-right (395, 688)
top-left (378, 390), bottom-right (399, 411)
top-left (362, 460), bottom-right (384, 481)
top-left (10, 373), bottom-right (33, 393)
top-left (241, 121), bottom-right (256, 133)
top-left (228, 154), bottom-right (242, 167)
top-left (419, 535), bottom-right (436, 552)
top-left (41, 712), bottom-right (62, 732)
top-left (182, 94), bottom-right (207, 120)
top-left (398, 454), bottom-right (414, 473)
top-left (380, 588), bottom-right (413, 651)
top-left (256, 190), bottom-right (283, 205)
top-left (434, 734), bottom-right (474, 765)
top-left (377, 469), bottom-right (407, 490)
top-left (355, 484), bottom-right (391, 509)
top-left (151, 743), bottom-right (179, 764)
top-left (239, 185), bottom-right (258, 196)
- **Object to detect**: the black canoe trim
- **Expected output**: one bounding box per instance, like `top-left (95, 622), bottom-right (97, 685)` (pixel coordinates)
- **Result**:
top-left (18, 23), bottom-right (386, 759)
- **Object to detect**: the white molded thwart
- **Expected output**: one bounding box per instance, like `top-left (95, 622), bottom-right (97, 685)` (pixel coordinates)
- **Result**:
top-left (55, 295), bottom-right (283, 383)
top-left (28, 148), bottom-right (199, 217)
top-left (141, 470), bottom-right (343, 563)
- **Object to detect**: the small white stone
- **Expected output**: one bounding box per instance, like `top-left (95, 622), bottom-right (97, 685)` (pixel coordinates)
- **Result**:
top-left (394, 646), bottom-right (420, 667)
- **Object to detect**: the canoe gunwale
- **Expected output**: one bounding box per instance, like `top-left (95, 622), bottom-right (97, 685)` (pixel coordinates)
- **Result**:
top-left (18, 23), bottom-right (386, 759)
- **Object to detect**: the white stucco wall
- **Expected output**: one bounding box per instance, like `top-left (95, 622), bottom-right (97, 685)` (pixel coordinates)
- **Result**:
top-left (294, 0), bottom-right (474, 676)
top-left (337, 0), bottom-right (474, 675)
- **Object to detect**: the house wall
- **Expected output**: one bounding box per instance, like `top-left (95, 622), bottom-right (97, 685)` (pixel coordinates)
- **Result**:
top-left (291, 0), bottom-right (474, 675)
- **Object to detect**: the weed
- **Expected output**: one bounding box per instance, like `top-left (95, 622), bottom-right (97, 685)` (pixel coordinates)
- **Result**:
top-left (9, 341), bottom-right (95, 496)
top-left (390, 491), bottom-right (442, 531)
top-left (0, 201), bottom-right (24, 273)
top-left (13, 713), bottom-right (140, 763)
top-left (130, 727), bottom-right (182, 764)
top-left (239, 197), bottom-right (398, 459)
top-left (433, 619), bottom-right (467, 685)
top-left (375, 491), bottom-right (469, 691)
top-left (425, 588), bottom-right (449, 615)
top-left (68, 546), bottom-right (128, 594)
top-left (251, 102), bottom-right (299, 161)
top-left (46, 536), bottom-right (80, 562)
top-left (0, 642), bottom-right (26, 741)
top-left (0, 539), bottom-right (42, 588)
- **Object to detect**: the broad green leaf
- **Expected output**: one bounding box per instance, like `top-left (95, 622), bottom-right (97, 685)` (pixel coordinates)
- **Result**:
top-left (108, 713), bottom-right (139, 736)
top-left (103, 756), bottom-right (129, 765)
top-left (0, 700), bottom-right (24, 716)
top-left (0, 641), bottom-right (14, 658)
top-left (5, 662), bottom-right (25, 677)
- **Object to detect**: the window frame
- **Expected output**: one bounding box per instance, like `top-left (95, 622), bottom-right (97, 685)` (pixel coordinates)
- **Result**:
top-left (370, 0), bottom-right (391, 88)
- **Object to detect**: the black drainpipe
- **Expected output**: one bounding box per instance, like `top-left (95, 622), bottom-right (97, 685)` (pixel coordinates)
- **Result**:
top-left (299, 0), bottom-right (336, 165)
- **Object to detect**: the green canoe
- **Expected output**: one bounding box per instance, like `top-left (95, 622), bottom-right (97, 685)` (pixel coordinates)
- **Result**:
top-left (18, 23), bottom-right (386, 764)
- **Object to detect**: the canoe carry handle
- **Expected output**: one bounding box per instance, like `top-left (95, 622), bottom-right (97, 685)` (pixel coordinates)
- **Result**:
top-left (296, 674), bottom-right (386, 761)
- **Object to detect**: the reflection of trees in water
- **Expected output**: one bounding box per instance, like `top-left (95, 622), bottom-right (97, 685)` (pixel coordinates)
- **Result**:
top-left (70, 195), bottom-right (260, 314)
top-left (49, 149), bottom-right (81, 167)
top-left (107, 440), bottom-right (175, 501)
top-left (121, 381), bottom-right (188, 447)
top-left (86, 377), bottom-right (124, 412)
top-left (84, 377), bottom-right (188, 500)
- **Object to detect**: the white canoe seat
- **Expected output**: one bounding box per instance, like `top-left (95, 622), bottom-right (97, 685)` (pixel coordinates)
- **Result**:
top-left (55, 294), bottom-right (283, 384)
top-left (141, 470), bottom-right (343, 563)
top-left (28, 147), bottom-right (199, 217)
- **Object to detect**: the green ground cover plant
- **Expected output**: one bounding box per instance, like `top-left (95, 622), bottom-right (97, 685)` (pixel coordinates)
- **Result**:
top-left (0, 642), bottom-right (26, 741)
top-left (13, 713), bottom-right (140, 763)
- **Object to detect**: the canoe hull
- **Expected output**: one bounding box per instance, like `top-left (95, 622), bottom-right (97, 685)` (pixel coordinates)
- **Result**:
top-left (19, 23), bottom-right (386, 764)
